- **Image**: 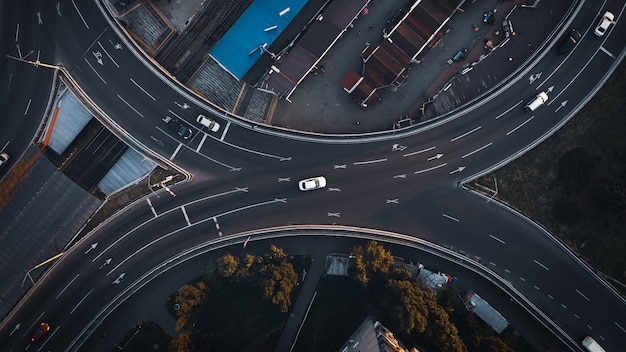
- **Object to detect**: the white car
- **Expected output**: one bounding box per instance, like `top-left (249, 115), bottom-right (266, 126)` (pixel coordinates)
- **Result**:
top-left (298, 176), bottom-right (326, 191)
top-left (196, 114), bottom-right (220, 132)
top-left (594, 11), bottom-right (614, 36)
top-left (0, 152), bottom-right (9, 168)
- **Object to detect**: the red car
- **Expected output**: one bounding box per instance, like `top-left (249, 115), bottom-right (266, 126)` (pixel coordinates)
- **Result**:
top-left (30, 322), bottom-right (50, 343)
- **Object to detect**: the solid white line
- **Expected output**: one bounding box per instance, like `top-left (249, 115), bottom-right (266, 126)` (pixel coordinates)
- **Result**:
top-left (519, 276), bottom-right (526, 282)
top-left (615, 322), bottom-right (626, 333)
top-left (354, 158), bottom-right (387, 165)
top-left (575, 289), bottom-right (590, 301)
top-left (504, 269), bottom-right (511, 273)
top-left (168, 110), bottom-right (182, 119)
top-left (98, 41), bottom-right (119, 67)
top-left (117, 94), bottom-right (143, 117)
top-left (15, 24), bottom-right (19, 42)
top-left (461, 142), bottom-right (492, 159)
top-left (56, 274), bottom-right (80, 299)
top-left (451, 126), bottom-right (481, 142)
top-left (130, 78), bottom-right (156, 101)
top-left (506, 116), bottom-right (534, 136)
top-left (291, 290), bottom-right (317, 351)
top-left (196, 133), bottom-right (208, 152)
top-left (534, 285), bottom-right (540, 290)
top-left (170, 143), bottom-right (183, 160)
top-left (181, 206), bottom-right (191, 226)
top-left (600, 46), bottom-right (615, 59)
top-left (70, 289), bottom-right (93, 314)
top-left (24, 99), bottom-right (32, 115)
top-left (220, 121), bottom-right (230, 141)
top-left (146, 198), bottom-right (157, 217)
top-left (489, 234), bottom-right (505, 244)
top-left (547, 294), bottom-right (554, 299)
top-left (403, 146), bottom-right (435, 157)
top-left (71, 0), bottom-right (89, 29)
top-left (414, 163), bottom-right (447, 174)
top-left (533, 259), bottom-right (549, 271)
top-left (84, 58), bottom-right (107, 84)
top-left (38, 326), bottom-right (59, 351)
top-left (495, 101), bottom-right (524, 119)
top-left (442, 213), bottom-right (459, 222)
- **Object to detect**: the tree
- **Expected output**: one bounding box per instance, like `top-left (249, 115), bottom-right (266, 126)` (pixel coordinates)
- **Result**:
top-left (218, 253), bottom-right (239, 278)
top-left (175, 282), bottom-right (208, 331)
top-left (383, 279), bottom-right (428, 334)
top-left (262, 260), bottom-right (298, 312)
top-left (352, 241), bottom-right (393, 285)
top-left (169, 329), bottom-right (191, 352)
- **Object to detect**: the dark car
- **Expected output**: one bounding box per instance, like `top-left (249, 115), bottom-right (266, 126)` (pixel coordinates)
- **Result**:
top-left (162, 116), bottom-right (193, 139)
top-left (558, 29), bottom-right (581, 54)
top-left (31, 322), bottom-right (50, 343)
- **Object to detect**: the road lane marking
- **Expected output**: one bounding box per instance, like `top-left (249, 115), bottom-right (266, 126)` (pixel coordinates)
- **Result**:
top-left (386, 199), bottom-right (399, 204)
top-left (117, 95), bottom-right (144, 117)
top-left (574, 314), bottom-right (580, 319)
top-left (533, 259), bottom-right (549, 271)
top-left (519, 276), bottom-right (526, 282)
top-left (129, 78), bottom-right (155, 100)
top-left (146, 198), bottom-right (157, 217)
top-left (534, 285), bottom-right (540, 290)
top-left (328, 212), bottom-right (340, 217)
top-left (576, 289), bottom-right (590, 301)
top-left (415, 163), bottom-right (447, 174)
top-left (489, 234), bottom-right (505, 244)
top-left (495, 100), bottom-right (523, 119)
top-left (393, 174), bottom-right (406, 178)
top-left (71, 0), bottom-right (89, 29)
top-left (168, 110), bottom-right (182, 119)
top-left (213, 217), bottom-right (220, 229)
top-left (504, 269), bottom-right (511, 273)
top-left (329, 187), bottom-right (341, 192)
top-left (181, 205), bottom-right (191, 226)
top-left (70, 289), bottom-right (93, 314)
top-left (98, 41), bottom-right (119, 67)
top-left (506, 116), bottom-right (534, 136)
top-left (354, 158), bottom-right (387, 165)
top-left (24, 99), bottom-right (32, 115)
top-left (15, 23), bottom-right (19, 42)
top-left (615, 322), bottom-right (626, 333)
top-left (220, 121), bottom-right (230, 141)
top-left (403, 146), bottom-right (435, 157)
top-left (461, 142), bottom-right (492, 159)
top-left (84, 58), bottom-right (107, 84)
top-left (170, 143), bottom-right (183, 160)
top-left (56, 274), bottom-right (80, 299)
top-left (278, 177), bottom-right (290, 182)
top-left (547, 294), bottom-right (554, 299)
top-left (600, 46), bottom-right (615, 59)
top-left (561, 304), bottom-right (567, 309)
top-left (442, 213), bottom-right (459, 222)
top-left (451, 126), bottom-right (481, 142)
top-left (196, 133), bottom-right (208, 152)
top-left (334, 164), bottom-right (346, 169)
top-left (489, 262), bottom-right (496, 266)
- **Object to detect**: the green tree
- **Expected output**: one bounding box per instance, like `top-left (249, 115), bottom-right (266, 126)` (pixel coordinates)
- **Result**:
top-left (352, 241), bottom-right (393, 285)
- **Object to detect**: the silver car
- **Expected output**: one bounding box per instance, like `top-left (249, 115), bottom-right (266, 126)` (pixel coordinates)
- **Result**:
top-left (594, 11), bottom-right (614, 36)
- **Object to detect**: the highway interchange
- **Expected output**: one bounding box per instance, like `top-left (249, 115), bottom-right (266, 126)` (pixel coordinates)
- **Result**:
top-left (0, 0), bottom-right (625, 351)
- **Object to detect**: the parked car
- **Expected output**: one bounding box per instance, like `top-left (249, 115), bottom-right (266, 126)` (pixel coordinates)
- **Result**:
top-left (594, 11), bottom-right (614, 36)
top-left (558, 29), bottom-right (581, 54)
top-left (299, 176), bottom-right (327, 191)
top-left (196, 114), bottom-right (220, 132)
top-left (0, 152), bottom-right (9, 168)
top-left (31, 322), bottom-right (50, 343)
top-left (162, 116), bottom-right (192, 139)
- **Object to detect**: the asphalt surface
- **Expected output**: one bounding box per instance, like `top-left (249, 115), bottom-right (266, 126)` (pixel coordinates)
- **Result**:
top-left (0, 0), bottom-right (626, 352)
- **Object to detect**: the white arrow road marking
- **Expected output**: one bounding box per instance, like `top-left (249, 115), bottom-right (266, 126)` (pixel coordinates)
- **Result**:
top-left (99, 258), bottom-right (112, 269)
top-left (427, 153), bottom-right (443, 161)
top-left (449, 166), bottom-right (465, 174)
top-left (554, 100), bottom-right (568, 112)
top-left (92, 51), bottom-right (103, 65)
top-left (9, 323), bottom-right (20, 336)
top-left (84, 243), bottom-right (98, 254)
top-left (112, 272), bottom-right (126, 284)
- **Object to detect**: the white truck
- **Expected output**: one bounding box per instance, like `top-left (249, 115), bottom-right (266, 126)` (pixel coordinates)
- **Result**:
top-left (582, 336), bottom-right (606, 352)
top-left (524, 91), bottom-right (549, 112)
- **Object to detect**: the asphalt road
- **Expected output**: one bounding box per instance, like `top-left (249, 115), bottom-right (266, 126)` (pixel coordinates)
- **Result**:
top-left (0, 0), bottom-right (625, 351)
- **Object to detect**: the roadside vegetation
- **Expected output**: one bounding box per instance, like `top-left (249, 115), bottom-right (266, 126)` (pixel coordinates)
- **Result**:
top-left (295, 241), bottom-right (533, 352)
top-left (165, 245), bottom-right (305, 352)
top-left (475, 60), bottom-right (626, 293)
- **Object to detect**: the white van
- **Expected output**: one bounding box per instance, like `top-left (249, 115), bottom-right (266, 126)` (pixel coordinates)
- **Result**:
top-left (525, 92), bottom-right (549, 112)
top-left (196, 114), bottom-right (220, 132)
